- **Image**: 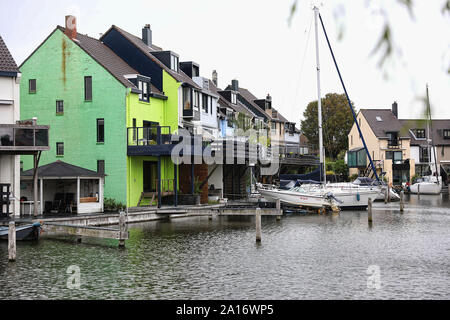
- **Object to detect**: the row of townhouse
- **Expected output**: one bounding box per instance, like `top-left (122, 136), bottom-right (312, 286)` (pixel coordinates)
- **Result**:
top-left (9, 16), bottom-right (311, 214)
top-left (347, 102), bottom-right (450, 185)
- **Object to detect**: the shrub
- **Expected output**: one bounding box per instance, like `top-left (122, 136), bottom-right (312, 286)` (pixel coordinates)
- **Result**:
top-left (104, 198), bottom-right (126, 212)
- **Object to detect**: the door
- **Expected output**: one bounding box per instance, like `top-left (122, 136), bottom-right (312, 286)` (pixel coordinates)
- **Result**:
top-left (143, 161), bottom-right (158, 192)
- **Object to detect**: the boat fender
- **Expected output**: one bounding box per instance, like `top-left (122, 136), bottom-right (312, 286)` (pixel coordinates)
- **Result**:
top-left (356, 193), bottom-right (360, 201)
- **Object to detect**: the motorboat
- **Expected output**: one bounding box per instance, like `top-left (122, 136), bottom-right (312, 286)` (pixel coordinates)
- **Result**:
top-left (328, 177), bottom-right (400, 201)
top-left (256, 183), bottom-right (340, 210)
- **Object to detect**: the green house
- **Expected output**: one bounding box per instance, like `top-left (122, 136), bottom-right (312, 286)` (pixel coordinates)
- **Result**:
top-left (20, 17), bottom-right (177, 208)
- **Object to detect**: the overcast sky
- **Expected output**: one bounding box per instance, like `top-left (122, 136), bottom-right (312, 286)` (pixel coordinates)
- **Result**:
top-left (1, 0), bottom-right (449, 126)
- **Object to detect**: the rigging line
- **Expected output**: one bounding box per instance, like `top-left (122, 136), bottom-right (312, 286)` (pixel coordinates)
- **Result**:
top-left (293, 11), bottom-right (313, 122)
top-left (318, 12), bottom-right (381, 183)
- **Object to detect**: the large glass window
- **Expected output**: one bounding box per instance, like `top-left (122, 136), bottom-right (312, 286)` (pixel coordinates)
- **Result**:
top-left (444, 129), bottom-right (450, 139)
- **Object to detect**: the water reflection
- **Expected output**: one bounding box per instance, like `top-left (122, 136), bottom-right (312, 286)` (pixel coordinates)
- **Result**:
top-left (1, 195), bottom-right (450, 299)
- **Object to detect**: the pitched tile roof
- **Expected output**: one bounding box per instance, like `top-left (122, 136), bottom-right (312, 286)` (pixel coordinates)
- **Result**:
top-left (57, 26), bottom-right (138, 89)
top-left (399, 119), bottom-right (450, 146)
top-left (0, 35), bottom-right (19, 74)
top-left (101, 25), bottom-right (200, 89)
top-left (360, 109), bottom-right (406, 138)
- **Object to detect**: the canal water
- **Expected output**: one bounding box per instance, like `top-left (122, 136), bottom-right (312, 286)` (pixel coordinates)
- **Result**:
top-left (1, 194), bottom-right (449, 300)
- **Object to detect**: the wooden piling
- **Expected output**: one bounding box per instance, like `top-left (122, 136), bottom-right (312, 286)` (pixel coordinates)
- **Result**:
top-left (276, 199), bottom-right (281, 221)
top-left (387, 185), bottom-right (391, 202)
top-left (119, 211), bottom-right (126, 248)
top-left (255, 207), bottom-right (261, 242)
top-left (418, 184), bottom-right (421, 196)
top-left (400, 191), bottom-right (404, 212)
top-left (8, 221), bottom-right (16, 262)
top-left (384, 187), bottom-right (388, 204)
top-left (368, 198), bottom-right (373, 224)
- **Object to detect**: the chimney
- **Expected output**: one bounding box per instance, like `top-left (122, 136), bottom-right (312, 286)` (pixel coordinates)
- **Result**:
top-left (212, 70), bottom-right (218, 87)
top-left (65, 15), bottom-right (77, 40)
top-left (266, 93), bottom-right (272, 109)
top-left (231, 79), bottom-right (239, 92)
top-left (142, 24), bottom-right (152, 47)
top-left (392, 101), bottom-right (398, 118)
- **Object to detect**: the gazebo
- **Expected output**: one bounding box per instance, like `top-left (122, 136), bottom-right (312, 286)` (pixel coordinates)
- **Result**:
top-left (21, 160), bottom-right (105, 214)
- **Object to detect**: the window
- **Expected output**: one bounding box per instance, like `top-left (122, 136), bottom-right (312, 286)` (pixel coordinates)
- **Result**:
top-left (56, 100), bottom-right (64, 114)
top-left (444, 130), bottom-right (450, 139)
top-left (351, 135), bottom-right (353, 145)
top-left (56, 142), bottom-right (64, 156)
top-left (387, 132), bottom-right (398, 146)
top-left (209, 96), bottom-right (213, 114)
top-left (170, 54), bottom-right (179, 72)
top-left (193, 91), bottom-right (200, 110)
top-left (183, 87), bottom-right (191, 110)
top-left (138, 79), bottom-right (150, 102)
top-left (415, 129), bottom-right (425, 139)
top-left (271, 122), bottom-right (276, 130)
top-left (386, 151), bottom-right (402, 161)
top-left (97, 160), bottom-right (105, 174)
top-left (97, 118), bottom-right (104, 143)
top-left (376, 116), bottom-right (382, 122)
top-left (29, 79), bottom-right (36, 93)
top-left (231, 92), bottom-right (237, 104)
top-left (358, 118), bottom-right (361, 126)
top-left (227, 111), bottom-right (234, 128)
top-left (202, 94), bottom-right (208, 113)
top-left (420, 147), bottom-right (429, 163)
top-left (84, 76), bottom-right (92, 101)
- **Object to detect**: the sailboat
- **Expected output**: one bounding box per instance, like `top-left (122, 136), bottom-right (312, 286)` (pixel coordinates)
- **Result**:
top-left (256, 6), bottom-right (382, 210)
top-left (409, 85), bottom-right (441, 195)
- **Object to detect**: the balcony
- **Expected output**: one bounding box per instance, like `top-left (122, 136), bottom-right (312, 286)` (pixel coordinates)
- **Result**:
top-left (0, 123), bottom-right (50, 154)
top-left (127, 126), bottom-right (174, 156)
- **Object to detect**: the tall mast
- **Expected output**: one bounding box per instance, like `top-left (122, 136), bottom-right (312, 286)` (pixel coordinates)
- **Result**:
top-left (426, 84), bottom-right (439, 182)
top-left (314, 6), bottom-right (326, 184)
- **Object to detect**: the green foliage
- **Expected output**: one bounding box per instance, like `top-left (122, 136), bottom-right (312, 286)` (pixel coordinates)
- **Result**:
top-left (300, 93), bottom-right (355, 160)
top-left (332, 159), bottom-right (348, 176)
top-left (104, 198), bottom-right (126, 212)
top-left (411, 174), bottom-right (421, 183)
top-left (194, 176), bottom-right (202, 195)
top-left (349, 173), bottom-right (359, 181)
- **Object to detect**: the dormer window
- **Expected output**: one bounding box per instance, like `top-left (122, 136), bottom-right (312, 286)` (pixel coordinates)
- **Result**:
top-left (170, 54), bottom-right (179, 72)
top-left (414, 129), bottom-right (425, 139)
top-left (444, 130), bottom-right (450, 139)
top-left (231, 92), bottom-right (237, 104)
top-left (138, 78), bottom-right (150, 102)
top-left (376, 116), bottom-right (382, 122)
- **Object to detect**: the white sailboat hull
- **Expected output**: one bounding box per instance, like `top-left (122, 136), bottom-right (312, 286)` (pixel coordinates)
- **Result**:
top-left (301, 185), bottom-right (381, 208)
top-left (257, 188), bottom-right (333, 208)
top-left (410, 182), bottom-right (441, 195)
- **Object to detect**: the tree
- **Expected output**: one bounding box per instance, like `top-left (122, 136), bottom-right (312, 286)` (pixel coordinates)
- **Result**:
top-left (300, 93), bottom-right (355, 160)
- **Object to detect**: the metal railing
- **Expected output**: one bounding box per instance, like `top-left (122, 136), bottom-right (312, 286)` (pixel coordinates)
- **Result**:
top-left (127, 126), bottom-right (171, 146)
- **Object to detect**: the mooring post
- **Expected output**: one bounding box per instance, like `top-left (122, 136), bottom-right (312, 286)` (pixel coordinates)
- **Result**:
top-left (8, 221), bottom-right (16, 262)
top-left (368, 197), bottom-right (373, 224)
top-left (418, 184), bottom-right (421, 196)
top-left (276, 199), bottom-right (281, 221)
top-left (387, 185), bottom-right (391, 202)
top-left (119, 210), bottom-right (126, 248)
top-left (384, 187), bottom-right (388, 204)
top-left (400, 191), bottom-right (404, 212)
top-left (255, 207), bottom-right (262, 242)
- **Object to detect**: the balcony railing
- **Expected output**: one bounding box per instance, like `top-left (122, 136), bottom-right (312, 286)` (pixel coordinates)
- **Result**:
top-left (127, 126), bottom-right (172, 146)
top-left (387, 139), bottom-right (402, 149)
top-left (0, 124), bottom-right (49, 153)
